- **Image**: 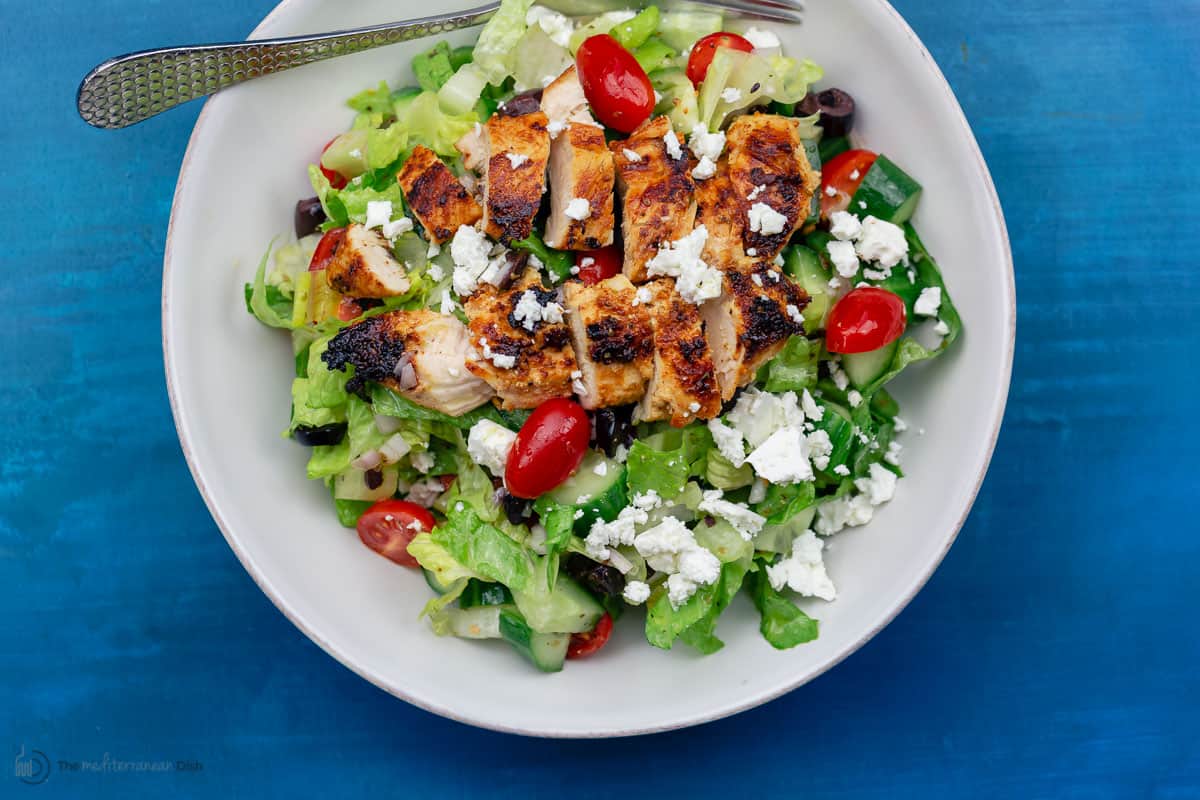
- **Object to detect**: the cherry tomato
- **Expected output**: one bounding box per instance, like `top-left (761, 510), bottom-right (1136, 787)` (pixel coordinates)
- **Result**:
top-left (820, 149), bottom-right (877, 218)
top-left (308, 227), bottom-right (345, 272)
top-left (825, 287), bottom-right (907, 354)
top-left (318, 138), bottom-right (349, 189)
top-left (504, 398), bottom-right (591, 499)
top-left (567, 612), bottom-right (613, 659)
top-left (686, 32), bottom-right (755, 87)
top-left (356, 499), bottom-right (437, 568)
top-left (575, 35), bottom-right (655, 134)
top-left (336, 296), bottom-right (362, 321)
top-left (575, 246), bottom-right (622, 285)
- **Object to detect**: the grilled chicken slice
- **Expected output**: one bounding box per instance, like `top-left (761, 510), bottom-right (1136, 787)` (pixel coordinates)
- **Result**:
top-left (693, 155), bottom-right (750, 269)
top-left (478, 108), bottom-right (551, 243)
top-left (463, 268), bottom-right (578, 409)
top-left (561, 276), bottom-right (653, 409)
top-left (638, 279), bottom-right (722, 426)
top-left (544, 123), bottom-right (615, 250)
top-left (322, 310), bottom-right (494, 415)
top-left (326, 224), bottom-right (411, 298)
top-left (541, 66), bottom-right (593, 130)
top-left (455, 123), bottom-right (487, 172)
top-left (610, 117), bottom-right (697, 283)
top-left (396, 145), bottom-right (482, 245)
top-left (702, 262), bottom-right (809, 401)
top-left (726, 114), bottom-right (821, 262)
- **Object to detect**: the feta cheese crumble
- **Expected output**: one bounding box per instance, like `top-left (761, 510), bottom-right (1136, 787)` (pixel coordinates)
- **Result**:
top-left (691, 157), bottom-right (717, 180)
top-left (466, 419), bottom-right (516, 476)
top-left (688, 124), bottom-right (726, 163)
top-left (747, 202), bottom-right (788, 236)
top-left (505, 152), bottom-right (530, 169)
top-left (766, 531), bottom-right (836, 601)
top-left (747, 427), bottom-right (814, 484)
top-left (525, 6), bottom-right (575, 47)
top-left (698, 489), bottom-right (766, 540)
top-left (645, 226), bottom-right (723, 305)
top-left (747, 184), bottom-right (766, 201)
top-left (662, 130), bottom-right (684, 160)
top-left (511, 289), bottom-right (565, 331)
top-left (854, 216), bottom-right (909, 268)
top-left (855, 462), bottom-right (897, 505)
top-left (847, 389), bottom-right (863, 408)
top-left (914, 286), bottom-right (943, 317)
top-left (827, 239), bottom-right (860, 278)
top-left (707, 419), bottom-right (747, 467)
top-left (564, 197), bottom-right (591, 220)
top-left (411, 450), bottom-right (435, 474)
top-left (829, 211), bottom-right (863, 242)
top-left (585, 491), bottom-right (661, 560)
top-left (633, 516), bottom-right (721, 607)
top-left (632, 286), bottom-right (652, 306)
top-left (365, 200), bottom-right (393, 230)
top-left (450, 225), bottom-right (508, 296)
top-left (622, 580), bottom-right (651, 605)
top-left (622, 148), bottom-right (642, 162)
top-left (743, 26), bottom-right (782, 50)
top-left (478, 337), bottom-right (516, 370)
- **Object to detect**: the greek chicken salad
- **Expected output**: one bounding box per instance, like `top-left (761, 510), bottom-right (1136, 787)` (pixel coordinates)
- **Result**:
top-left (244, 0), bottom-right (962, 672)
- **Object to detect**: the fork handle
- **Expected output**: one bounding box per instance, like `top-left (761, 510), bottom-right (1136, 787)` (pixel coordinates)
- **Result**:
top-left (76, 4), bottom-right (498, 129)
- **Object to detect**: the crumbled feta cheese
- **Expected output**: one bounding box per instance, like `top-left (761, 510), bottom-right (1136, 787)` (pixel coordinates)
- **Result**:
top-left (914, 286), bottom-right (943, 317)
top-left (622, 148), bottom-right (642, 162)
top-left (746, 247), bottom-right (758, 257)
top-left (505, 152), bottom-right (530, 169)
top-left (427, 241), bottom-right (441, 259)
top-left (893, 416), bottom-right (908, 433)
top-left (585, 492), bottom-right (661, 560)
top-left (720, 87), bottom-right (743, 103)
top-left (428, 262), bottom-right (445, 282)
top-left (884, 440), bottom-right (903, 466)
top-left (827, 240), bottom-right (860, 278)
top-left (815, 492), bottom-right (875, 535)
top-left (573, 509), bottom-right (585, 520)
top-left (849, 169), bottom-right (861, 181)
top-left (829, 363), bottom-right (850, 391)
top-left (406, 478), bottom-right (445, 508)
top-left (564, 197), bottom-right (591, 220)
top-left (511, 289), bottom-right (565, 331)
top-left (547, 119), bottom-right (567, 138)
top-left (663, 130), bottom-right (684, 160)
top-left (833, 464), bottom-right (851, 477)
top-left (862, 267), bottom-right (891, 281)
top-left (858, 200), bottom-right (868, 209)
top-left (691, 156), bottom-right (717, 180)
top-left (855, 463), bottom-right (897, 505)
top-left (365, 200), bottom-right (393, 230)
top-left (707, 419), bottom-right (747, 467)
top-left (525, 5), bottom-right (575, 47)
top-left (382, 217), bottom-right (413, 240)
top-left (748, 478), bottom-right (767, 504)
top-left (410, 450), bottom-right (436, 474)
top-left (747, 202), bottom-right (788, 235)
top-left (847, 389), bottom-right (863, 408)
top-left (451, 225), bottom-right (507, 296)
top-left (726, 387), bottom-right (805, 448)
top-left (645, 226), bottom-right (723, 304)
top-left (688, 123), bottom-right (726, 162)
top-left (766, 531), bottom-right (836, 601)
top-left (747, 184), bottom-right (766, 201)
top-left (801, 389), bottom-right (823, 421)
top-left (934, 319), bottom-right (951, 336)
top-left (439, 290), bottom-right (458, 315)
top-left (829, 211), bottom-right (862, 242)
top-left (571, 378), bottom-right (586, 395)
top-left (698, 489), bottom-right (766, 540)
top-left (594, 460), bottom-right (608, 477)
top-left (479, 337), bottom-right (516, 370)
top-left (747, 427), bottom-right (814, 484)
top-left (466, 419), bottom-right (517, 476)
top-left (806, 429), bottom-right (834, 471)
top-left (855, 216), bottom-right (909, 268)
top-left (786, 303), bottom-right (804, 326)
top-left (634, 516), bottom-right (720, 607)
top-left (632, 286), bottom-right (652, 306)
top-left (622, 580), bottom-right (651, 605)
top-left (743, 26), bottom-right (782, 50)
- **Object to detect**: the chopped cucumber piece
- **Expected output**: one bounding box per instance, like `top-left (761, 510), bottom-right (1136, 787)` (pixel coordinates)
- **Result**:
top-left (802, 140), bottom-right (821, 227)
top-left (333, 465), bottom-right (398, 502)
top-left (783, 245), bottom-right (832, 332)
top-left (650, 68), bottom-right (699, 132)
top-left (459, 579), bottom-right (514, 608)
top-left (547, 451), bottom-right (627, 532)
top-left (610, 6), bottom-right (659, 49)
top-left (511, 573), bottom-right (604, 634)
top-left (842, 341), bottom-right (899, 389)
top-left (499, 608), bottom-right (569, 672)
top-left (441, 606), bottom-right (505, 639)
top-left (634, 37), bottom-right (677, 73)
top-left (424, 567), bottom-right (458, 595)
top-left (819, 135), bottom-right (850, 164)
top-left (849, 155), bottom-right (923, 224)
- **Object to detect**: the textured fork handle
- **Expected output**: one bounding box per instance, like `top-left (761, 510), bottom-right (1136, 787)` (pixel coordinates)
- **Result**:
top-left (76, 4), bottom-right (498, 129)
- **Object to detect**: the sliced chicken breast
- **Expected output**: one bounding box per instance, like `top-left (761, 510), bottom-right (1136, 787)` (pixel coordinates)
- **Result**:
top-left (544, 122), bottom-right (616, 250)
top-left (693, 155), bottom-right (750, 269)
top-left (455, 123), bottom-right (487, 172)
top-left (463, 268), bottom-right (578, 409)
top-left (326, 224), bottom-right (411, 298)
top-left (561, 275), bottom-right (653, 409)
top-left (479, 108), bottom-right (551, 243)
top-left (321, 310), bottom-right (494, 415)
top-left (396, 145), bottom-right (482, 245)
top-left (610, 117), bottom-right (697, 283)
top-left (638, 278), bottom-right (722, 426)
top-left (726, 114), bottom-right (821, 262)
top-left (541, 66), bottom-right (593, 130)
top-left (701, 262), bottom-right (810, 401)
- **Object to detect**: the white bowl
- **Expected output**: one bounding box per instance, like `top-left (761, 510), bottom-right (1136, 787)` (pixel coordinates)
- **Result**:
top-left (164, 0), bottom-right (1014, 737)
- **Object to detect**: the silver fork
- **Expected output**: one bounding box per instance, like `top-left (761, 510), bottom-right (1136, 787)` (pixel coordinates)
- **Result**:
top-left (76, 0), bottom-right (803, 129)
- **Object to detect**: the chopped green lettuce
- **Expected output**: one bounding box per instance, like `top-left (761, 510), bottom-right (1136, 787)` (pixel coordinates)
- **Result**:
top-left (610, 6), bottom-right (659, 49)
top-left (470, 0), bottom-right (534, 84)
top-left (246, 242), bottom-right (294, 329)
top-left (431, 506), bottom-right (536, 592)
top-left (657, 9), bottom-right (723, 51)
top-left (413, 42), bottom-right (457, 92)
top-left (747, 568), bottom-right (820, 648)
top-left (760, 335), bottom-right (820, 393)
top-left (645, 556), bottom-right (749, 651)
top-left (698, 48), bottom-right (822, 129)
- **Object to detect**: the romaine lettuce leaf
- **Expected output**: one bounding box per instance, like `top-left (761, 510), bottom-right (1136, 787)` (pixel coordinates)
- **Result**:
top-left (408, 532), bottom-right (481, 585)
top-left (401, 91), bottom-right (480, 157)
top-left (413, 42), bottom-right (457, 92)
top-left (246, 242), bottom-right (294, 329)
top-left (645, 557), bottom-right (749, 651)
top-left (754, 481), bottom-right (817, 525)
top-left (626, 425), bottom-right (712, 499)
top-left (309, 165), bottom-right (404, 228)
top-left (747, 568), bottom-right (819, 648)
top-left (470, 0), bottom-right (534, 84)
top-left (347, 80), bottom-right (395, 114)
top-left (431, 506), bottom-right (536, 592)
top-left (760, 335), bottom-right (820, 393)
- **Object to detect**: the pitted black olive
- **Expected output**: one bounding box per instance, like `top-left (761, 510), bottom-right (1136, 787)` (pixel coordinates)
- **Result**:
top-left (294, 197), bottom-right (326, 239)
top-left (798, 88), bottom-right (856, 139)
top-left (293, 422), bottom-right (347, 446)
top-left (564, 553), bottom-right (625, 599)
top-left (501, 491), bottom-right (530, 526)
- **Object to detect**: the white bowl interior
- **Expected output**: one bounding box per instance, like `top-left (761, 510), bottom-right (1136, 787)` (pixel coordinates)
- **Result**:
top-left (164, 0), bottom-right (1013, 736)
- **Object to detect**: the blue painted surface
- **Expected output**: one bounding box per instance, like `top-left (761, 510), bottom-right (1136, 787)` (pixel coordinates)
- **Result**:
top-left (2, 0), bottom-right (1197, 795)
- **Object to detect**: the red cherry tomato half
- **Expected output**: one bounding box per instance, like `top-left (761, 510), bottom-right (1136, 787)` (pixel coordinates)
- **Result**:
top-left (575, 246), bottom-right (623, 285)
top-left (356, 499), bottom-right (437, 568)
top-left (567, 612), bottom-right (613, 659)
top-left (504, 398), bottom-right (591, 499)
top-left (686, 32), bottom-right (755, 88)
top-left (576, 35), bottom-right (655, 134)
top-left (308, 227), bottom-right (345, 272)
top-left (820, 149), bottom-right (877, 218)
top-left (320, 138), bottom-right (348, 189)
top-left (825, 287), bottom-right (907, 354)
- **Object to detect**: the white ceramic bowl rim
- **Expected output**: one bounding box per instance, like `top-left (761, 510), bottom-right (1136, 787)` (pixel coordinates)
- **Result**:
top-left (163, 0), bottom-right (1015, 737)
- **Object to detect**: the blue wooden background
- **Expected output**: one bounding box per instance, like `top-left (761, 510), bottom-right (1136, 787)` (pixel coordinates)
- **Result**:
top-left (2, 0), bottom-right (1197, 796)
